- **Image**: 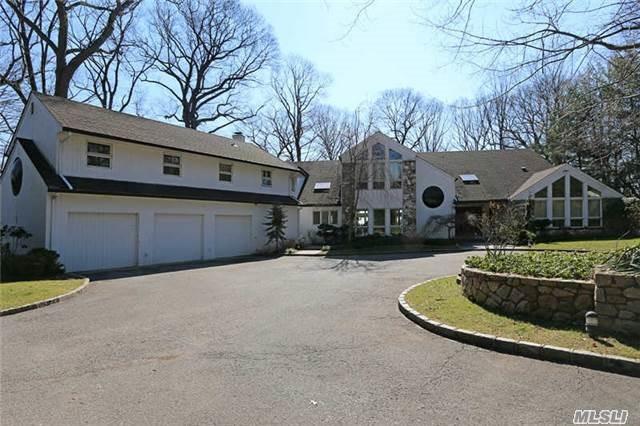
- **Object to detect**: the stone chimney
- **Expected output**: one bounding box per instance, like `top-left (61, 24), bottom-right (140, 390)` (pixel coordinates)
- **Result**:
top-left (232, 131), bottom-right (245, 144)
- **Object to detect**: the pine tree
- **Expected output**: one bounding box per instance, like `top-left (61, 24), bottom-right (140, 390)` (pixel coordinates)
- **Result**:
top-left (264, 205), bottom-right (288, 252)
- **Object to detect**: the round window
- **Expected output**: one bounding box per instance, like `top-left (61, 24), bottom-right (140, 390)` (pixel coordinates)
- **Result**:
top-left (11, 158), bottom-right (23, 196)
top-left (422, 186), bottom-right (444, 208)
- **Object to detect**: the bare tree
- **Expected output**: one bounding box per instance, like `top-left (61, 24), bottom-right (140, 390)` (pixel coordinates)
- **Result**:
top-left (451, 98), bottom-right (492, 151)
top-left (428, 0), bottom-right (640, 87)
top-left (142, 0), bottom-right (277, 132)
top-left (74, 11), bottom-right (151, 112)
top-left (373, 88), bottom-right (446, 151)
top-left (248, 56), bottom-right (329, 162)
top-left (339, 107), bottom-right (375, 242)
top-left (1, 0), bottom-right (140, 99)
top-left (311, 104), bottom-right (348, 160)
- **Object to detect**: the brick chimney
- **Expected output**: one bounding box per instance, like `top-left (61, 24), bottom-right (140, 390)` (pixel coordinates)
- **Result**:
top-left (232, 131), bottom-right (245, 144)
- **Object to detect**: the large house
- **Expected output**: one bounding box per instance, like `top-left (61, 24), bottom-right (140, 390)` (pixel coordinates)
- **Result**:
top-left (1, 95), bottom-right (624, 272)
top-left (1, 93), bottom-right (303, 272)
top-left (296, 132), bottom-right (624, 243)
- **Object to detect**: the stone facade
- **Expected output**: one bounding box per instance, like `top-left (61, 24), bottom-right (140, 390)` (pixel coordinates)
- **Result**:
top-left (594, 270), bottom-right (640, 336)
top-left (402, 160), bottom-right (416, 236)
top-left (460, 266), bottom-right (595, 323)
top-left (340, 162), bottom-right (356, 230)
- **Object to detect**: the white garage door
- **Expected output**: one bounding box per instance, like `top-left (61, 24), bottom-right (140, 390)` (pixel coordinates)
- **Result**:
top-left (215, 215), bottom-right (252, 258)
top-left (153, 214), bottom-right (203, 264)
top-left (67, 213), bottom-right (138, 272)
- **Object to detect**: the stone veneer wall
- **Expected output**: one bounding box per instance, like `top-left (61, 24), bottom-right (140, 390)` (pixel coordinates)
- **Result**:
top-left (460, 266), bottom-right (594, 323)
top-left (402, 160), bottom-right (416, 236)
top-left (594, 270), bottom-right (640, 336)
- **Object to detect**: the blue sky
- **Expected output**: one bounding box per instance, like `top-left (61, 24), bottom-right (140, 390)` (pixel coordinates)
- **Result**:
top-left (245, 0), bottom-right (483, 109)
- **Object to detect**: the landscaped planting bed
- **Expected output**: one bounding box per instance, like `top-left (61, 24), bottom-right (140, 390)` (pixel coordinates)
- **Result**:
top-left (405, 276), bottom-right (640, 360)
top-left (465, 251), bottom-right (610, 280)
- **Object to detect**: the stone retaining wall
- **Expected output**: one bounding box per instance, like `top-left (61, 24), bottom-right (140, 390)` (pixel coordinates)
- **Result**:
top-left (594, 270), bottom-right (640, 336)
top-left (460, 266), bottom-right (594, 324)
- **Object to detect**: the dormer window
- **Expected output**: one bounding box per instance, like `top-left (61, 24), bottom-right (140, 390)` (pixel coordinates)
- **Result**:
top-left (87, 142), bottom-right (111, 168)
top-left (219, 163), bottom-right (233, 182)
top-left (163, 154), bottom-right (181, 176)
top-left (262, 170), bottom-right (272, 187)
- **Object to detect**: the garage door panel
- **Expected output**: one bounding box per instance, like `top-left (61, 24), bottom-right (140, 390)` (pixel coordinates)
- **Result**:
top-left (215, 215), bottom-right (252, 258)
top-left (67, 213), bottom-right (138, 271)
top-left (153, 214), bottom-right (203, 264)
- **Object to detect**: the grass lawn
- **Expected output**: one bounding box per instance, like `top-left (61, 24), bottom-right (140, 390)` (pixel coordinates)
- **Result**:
top-left (0, 279), bottom-right (85, 310)
top-left (405, 276), bottom-right (640, 360)
top-left (534, 237), bottom-right (640, 251)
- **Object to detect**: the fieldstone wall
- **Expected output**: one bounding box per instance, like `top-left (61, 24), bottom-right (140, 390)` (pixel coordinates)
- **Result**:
top-left (402, 160), bottom-right (417, 236)
top-left (460, 266), bottom-right (594, 324)
top-left (594, 270), bottom-right (640, 336)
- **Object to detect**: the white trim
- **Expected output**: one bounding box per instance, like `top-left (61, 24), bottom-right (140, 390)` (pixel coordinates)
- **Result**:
top-left (511, 163), bottom-right (623, 200)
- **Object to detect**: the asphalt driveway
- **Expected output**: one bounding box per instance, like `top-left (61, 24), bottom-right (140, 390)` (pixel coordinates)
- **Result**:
top-left (1, 252), bottom-right (638, 425)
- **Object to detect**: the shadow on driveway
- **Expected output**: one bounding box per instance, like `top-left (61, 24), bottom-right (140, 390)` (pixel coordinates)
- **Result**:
top-left (84, 255), bottom-right (278, 282)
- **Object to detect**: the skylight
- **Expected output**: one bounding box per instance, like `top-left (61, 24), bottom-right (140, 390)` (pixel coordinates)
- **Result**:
top-left (459, 174), bottom-right (480, 184)
top-left (314, 182), bottom-right (331, 191)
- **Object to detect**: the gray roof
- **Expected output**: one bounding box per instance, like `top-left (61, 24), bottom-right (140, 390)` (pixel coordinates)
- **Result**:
top-left (35, 93), bottom-right (299, 172)
top-left (418, 149), bottom-right (553, 202)
top-left (295, 161), bottom-right (341, 206)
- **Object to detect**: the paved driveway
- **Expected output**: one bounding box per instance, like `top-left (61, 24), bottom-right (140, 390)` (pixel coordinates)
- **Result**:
top-left (1, 253), bottom-right (638, 425)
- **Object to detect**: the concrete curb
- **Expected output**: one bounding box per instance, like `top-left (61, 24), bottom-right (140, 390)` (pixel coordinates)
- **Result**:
top-left (398, 279), bottom-right (640, 378)
top-left (0, 277), bottom-right (90, 317)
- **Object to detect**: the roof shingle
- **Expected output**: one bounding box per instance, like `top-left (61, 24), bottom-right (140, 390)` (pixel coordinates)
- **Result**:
top-left (418, 149), bottom-right (553, 202)
top-left (35, 93), bottom-right (300, 172)
top-left (295, 160), bottom-right (341, 206)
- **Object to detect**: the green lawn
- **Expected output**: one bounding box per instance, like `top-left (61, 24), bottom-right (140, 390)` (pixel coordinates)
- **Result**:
top-left (534, 237), bottom-right (640, 251)
top-left (0, 279), bottom-right (85, 310)
top-left (405, 276), bottom-right (640, 360)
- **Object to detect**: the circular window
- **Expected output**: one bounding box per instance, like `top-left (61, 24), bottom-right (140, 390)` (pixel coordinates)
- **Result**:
top-left (422, 186), bottom-right (444, 208)
top-left (11, 158), bottom-right (23, 196)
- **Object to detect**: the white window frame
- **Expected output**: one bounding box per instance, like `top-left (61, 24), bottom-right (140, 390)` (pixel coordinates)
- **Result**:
top-left (389, 149), bottom-right (402, 189)
top-left (219, 163), bottom-right (233, 182)
top-left (587, 187), bottom-right (602, 228)
top-left (355, 209), bottom-right (369, 236)
top-left (86, 141), bottom-right (112, 169)
top-left (162, 153), bottom-right (181, 176)
top-left (261, 170), bottom-right (272, 187)
top-left (312, 211), bottom-right (321, 225)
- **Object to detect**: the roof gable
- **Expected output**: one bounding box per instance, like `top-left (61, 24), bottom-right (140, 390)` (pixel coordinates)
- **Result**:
top-left (339, 131), bottom-right (416, 162)
top-left (35, 93), bottom-right (300, 172)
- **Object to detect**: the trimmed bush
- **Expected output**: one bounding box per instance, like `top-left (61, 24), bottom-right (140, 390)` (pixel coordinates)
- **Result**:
top-left (465, 251), bottom-right (610, 280)
top-left (1, 249), bottom-right (65, 282)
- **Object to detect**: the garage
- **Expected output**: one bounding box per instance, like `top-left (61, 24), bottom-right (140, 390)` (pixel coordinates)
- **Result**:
top-left (215, 215), bottom-right (252, 258)
top-left (153, 214), bottom-right (204, 264)
top-left (66, 213), bottom-right (138, 271)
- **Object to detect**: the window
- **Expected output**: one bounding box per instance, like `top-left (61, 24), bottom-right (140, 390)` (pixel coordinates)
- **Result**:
top-left (373, 162), bottom-right (385, 190)
top-left (11, 158), bottom-right (22, 196)
top-left (422, 186), bottom-right (445, 208)
top-left (262, 170), bottom-right (272, 187)
top-left (569, 177), bottom-right (583, 227)
top-left (314, 210), bottom-right (338, 226)
top-left (588, 187), bottom-right (602, 227)
top-left (313, 182), bottom-right (331, 192)
top-left (163, 154), bottom-right (181, 176)
top-left (372, 143), bottom-right (385, 160)
top-left (459, 174), bottom-right (480, 184)
top-left (550, 177), bottom-right (565, 227)
top-left (219, 163), bottom-right (232, 182)
top-left (290, 176), bottom-right (296, 193)
top-left (389, 149), bottom-right (402, 189)
top-left (357, 164), bottom-right (368, 190)
top-left (373, 209), bottom-right (385, 235)
top-left (532, 187), bottom-right (548, 221)
top-left (313, 211), bottom-right (321, 225)
top-left (390, 209), bottom-right (402, 235)
top-left (87, 142), bottom-right (111, 168)
top-left (329, 210), bottom-right (338, 225)
top-left (356, 209), bottom-right (369, 236)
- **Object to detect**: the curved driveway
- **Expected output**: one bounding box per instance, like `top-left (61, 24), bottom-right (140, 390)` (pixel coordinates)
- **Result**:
top-left (1, 252), bottom-right (638, 425)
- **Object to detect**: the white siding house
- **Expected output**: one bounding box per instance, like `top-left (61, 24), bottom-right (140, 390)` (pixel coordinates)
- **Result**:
top-left (1, 93), bottom-right (303, 272)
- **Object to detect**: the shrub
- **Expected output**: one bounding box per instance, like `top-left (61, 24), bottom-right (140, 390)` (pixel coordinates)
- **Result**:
top-left (605, 244), bottom-right (640, 274)
top-left (2, 248), bottom-right (65, 282)
top-left (263, 205), bottom-right (287, 252)
top-left (316, 224), bottom-right (348, 245)
top-left (471, 201), bottom-right (528, 256)
top-left (465, 251), bottom-right (610, 280)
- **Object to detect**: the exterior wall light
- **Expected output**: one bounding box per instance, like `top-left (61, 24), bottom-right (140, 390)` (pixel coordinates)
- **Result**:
top-left (585, 311), bottom-right (598, 337)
